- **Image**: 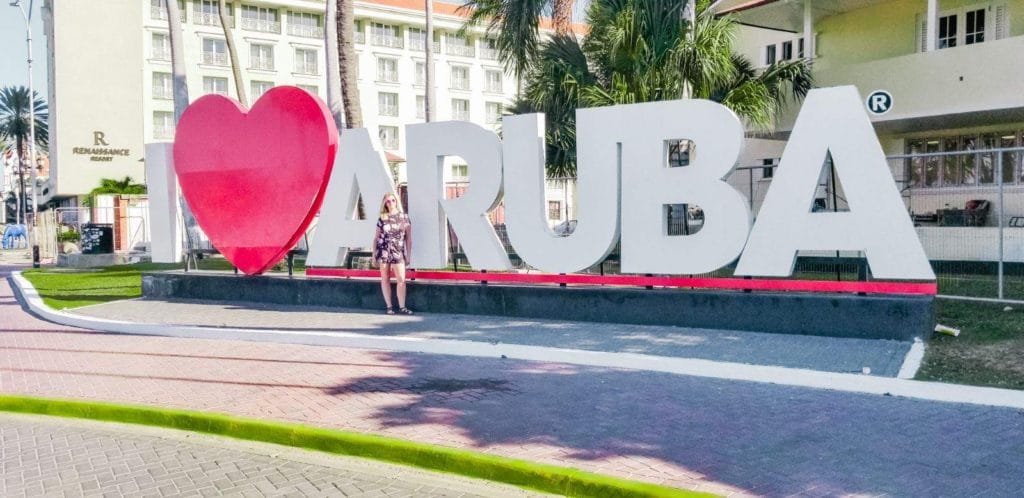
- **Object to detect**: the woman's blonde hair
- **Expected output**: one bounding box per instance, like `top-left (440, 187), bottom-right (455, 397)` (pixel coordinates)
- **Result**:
top-left (378, 192), bottom-right (403, 218)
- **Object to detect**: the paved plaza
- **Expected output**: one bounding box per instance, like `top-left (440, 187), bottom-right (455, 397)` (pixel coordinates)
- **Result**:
top-left (2, 257), bottom-right (1024, 496)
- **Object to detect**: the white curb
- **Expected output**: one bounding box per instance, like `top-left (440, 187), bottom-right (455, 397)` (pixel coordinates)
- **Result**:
top-left (11, 271), bottom-right (1024, 410)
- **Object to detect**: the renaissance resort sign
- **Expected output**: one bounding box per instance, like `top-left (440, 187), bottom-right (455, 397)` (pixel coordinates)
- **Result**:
top-left (156, 85), bottom-right (935, 281)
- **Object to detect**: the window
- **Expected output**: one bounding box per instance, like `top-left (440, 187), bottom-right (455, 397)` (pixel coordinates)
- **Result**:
top-left (450, 66), bottom-right (469, 90)
top-left (902, 132), bottom-right (1024, 188)
top-left (938, 14), bottom-right (958, 48)
top-left (481, 38), bottom-right (499, 60)
top-left (201, 38), bottom-right (227, 66)
top-left (781, 41), bottom-right (793, 60)
top-left (451, 163), bottom-right (469, 180)
top-left (298, 84), bottom-right (319, 96)
top-left (202, 76), bottom-right (228, 95)
top-left (379, 126), bottom-right (399, 150)
top-left (965, 8), bottom-right (985, 45)
top-left (762, 158), bottom-right (775, 179)
top-left (416, 95), bottom-right (425, 119)
top-left (409, 28), bottom-right (438, 52)
top-left (250, 44), bottom-right (274, 70)
top-left (371, 23), bottom-right (403, 48)
top-left (764, 45), bottom-right (777, 65)
top-left (151, 0), bottom-right (185, 22)
top-left (154, 111), bottom-right (175, 140)
top-left (288, 11), bottom-right (323, 38)
top-left (295, 48), bottom-right (318, 75)
top-left (486, 102), bottom-right (503, 124)
top-left (451, 99), bottom-right (470, 120)
top-left (354, 21), bottom-right (365, 43)
top-left (377, 57), bottom-right (398, 82)
top-left (378, 92), bottom-right (399, 117)
top-left (414, 61), bottom-right (426, 86)
top-left (251, 80), bottom-right (273, 100)
top-left (152, 33), bottom-right (171, 61)
top-left (798, 38), bottom-right (805, 58)
top-left (152, 72), bottom-right (173, 100)
top-left (196, 0), bottom-right (232, 27)
top-left (548, 201), bottom-right (562, 220)
top-left (445, 33), bottom-right (474, 57)
top-left (241, 5), bottom-right (279, 33)
top-left (485, 69), bottom-right (502, 93)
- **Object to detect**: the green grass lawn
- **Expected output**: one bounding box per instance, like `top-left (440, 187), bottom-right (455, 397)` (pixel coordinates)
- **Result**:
top-left (915, 299), bottom-right (1024, 390)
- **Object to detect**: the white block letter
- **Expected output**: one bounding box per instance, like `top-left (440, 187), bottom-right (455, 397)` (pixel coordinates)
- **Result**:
top-left (406, 121), bottom-right (511, 270)
top-left (735, 86), bottom-right (935, 280)
top-left (306, 129), bottom-right (397, 267)
top-left (502, 113), bottom-right (620, 273)
top-left (618, 100), bottom-right (750, 274)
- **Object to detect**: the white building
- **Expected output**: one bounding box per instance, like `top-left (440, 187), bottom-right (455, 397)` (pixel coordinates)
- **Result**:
top-left (44, 0), bottom-right (575, 227)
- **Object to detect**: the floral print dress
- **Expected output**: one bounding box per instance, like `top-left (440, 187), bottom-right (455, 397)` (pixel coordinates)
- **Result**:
top-left (374, 213), bottom-right (410, 264)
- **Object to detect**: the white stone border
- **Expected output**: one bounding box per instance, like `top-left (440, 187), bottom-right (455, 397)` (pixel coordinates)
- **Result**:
top-left (12, 271), bottom-right (1024, 410)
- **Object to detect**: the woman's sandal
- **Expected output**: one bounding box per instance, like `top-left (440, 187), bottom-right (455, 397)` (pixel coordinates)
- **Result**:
top-left (399, 307), bottom-right (413, 315)
top-left (386, 308), bottom-right (395, 315)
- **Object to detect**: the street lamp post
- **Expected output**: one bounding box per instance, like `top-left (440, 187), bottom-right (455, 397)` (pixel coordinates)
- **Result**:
top-left (11, 0), bottom-right (41, 267)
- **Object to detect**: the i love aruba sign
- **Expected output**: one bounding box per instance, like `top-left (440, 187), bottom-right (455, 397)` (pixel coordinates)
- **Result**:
top-left (169, 85), bottom-right (935, 282)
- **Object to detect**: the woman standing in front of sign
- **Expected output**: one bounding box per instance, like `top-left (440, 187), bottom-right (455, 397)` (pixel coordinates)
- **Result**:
top-left (374, 193), bottom-right (413, 315)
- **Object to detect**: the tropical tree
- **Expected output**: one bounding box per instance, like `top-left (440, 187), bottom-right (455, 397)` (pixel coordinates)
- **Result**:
top-left (515, 0), bottom-right (813, 177)
top-left (336, 0), bottom-right (362, 128)
top-left (460, 0), bottom-right (575, 81)
top-left (325, 0), bottom-right (344, 129)
top-left (0, 86), bottom-right (48, 222)
top-left (83, 177), bottom-right (148, 207)
top-left (217, 0), bottom-right (248, 106)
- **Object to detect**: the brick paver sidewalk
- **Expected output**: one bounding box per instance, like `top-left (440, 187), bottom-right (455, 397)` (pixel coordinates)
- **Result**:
top-left (3, 263), bottom-right (1024, 496)
top-left (1, 413), bottom-right (545, 497)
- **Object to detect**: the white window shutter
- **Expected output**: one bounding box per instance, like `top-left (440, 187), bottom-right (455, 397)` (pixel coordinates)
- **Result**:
top-left (994, 4), bottom-right (1009, 40)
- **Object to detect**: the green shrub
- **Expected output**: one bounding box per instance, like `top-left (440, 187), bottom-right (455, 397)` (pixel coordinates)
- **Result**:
top-left (57, 230), bottom-right (80, 243)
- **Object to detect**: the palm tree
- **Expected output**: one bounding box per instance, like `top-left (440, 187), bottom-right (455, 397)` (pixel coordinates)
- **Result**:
top-left (325, 0), bottom-right (344, 129)
top-left (0, 86), bottom-right (48, 223)
top-left (336, 0), bottom-right (362, 128)
top-left (165, 0), bottom-right (189, 121)
top-left (217, 0), bottom-right (248, 106)
top-left (424, 0), bottom-right (436, 122)
top-left (84, 177), bottom-right (148, 207)
top-left (460, 0), bottom-right (575, 81)
top-left (516, 0), bottom-right (812, 177)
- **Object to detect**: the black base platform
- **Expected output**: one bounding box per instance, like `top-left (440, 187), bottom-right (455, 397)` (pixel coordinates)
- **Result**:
top-left (142, 272), bottom-right (935, 341)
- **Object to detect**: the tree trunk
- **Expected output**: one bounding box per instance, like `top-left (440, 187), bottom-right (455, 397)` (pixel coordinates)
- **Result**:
top-left (337, 0), bottom-right (362, 128)
top-left (165, 0), bottom-right (190, 121)
top-left (552, 0), bottom-right (573, 36)
top-left (15, 135), bottom-right (25, 225)
top-left (425, 0), bottom-right (435, 122)
top-left (325, 1), bottom-right (344, 129)
top-left (218, 0), bottom-right (248, 107)
top-left (681, 0), bottom-right (696, 99)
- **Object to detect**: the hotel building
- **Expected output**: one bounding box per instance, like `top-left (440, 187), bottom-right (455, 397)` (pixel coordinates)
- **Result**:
top-left (43, 0), bottom-right (576, 227)
top-left (712, 0), bottom-right (1024, 223)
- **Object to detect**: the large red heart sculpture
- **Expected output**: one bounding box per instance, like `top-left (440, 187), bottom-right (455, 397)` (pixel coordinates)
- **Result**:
top-left (173, 87), bottom-right (338, 275)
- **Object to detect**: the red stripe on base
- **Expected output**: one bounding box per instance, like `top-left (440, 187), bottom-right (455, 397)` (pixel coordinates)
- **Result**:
top-left (305, 268), bottom-right (937, 296)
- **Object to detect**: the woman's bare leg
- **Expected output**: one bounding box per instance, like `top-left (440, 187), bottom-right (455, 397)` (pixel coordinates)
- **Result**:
top-left (379, 263), bottom-right (393, 309)
top-left (394, 263), bottom-right (407, 309)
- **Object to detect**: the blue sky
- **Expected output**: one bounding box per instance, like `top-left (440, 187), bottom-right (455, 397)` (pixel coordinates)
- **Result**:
top-left (0, 1), bottom-right (47, 96)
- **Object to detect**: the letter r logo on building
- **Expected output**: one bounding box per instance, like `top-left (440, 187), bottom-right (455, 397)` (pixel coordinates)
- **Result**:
top-left (94, 131), bottom-right (109, 146)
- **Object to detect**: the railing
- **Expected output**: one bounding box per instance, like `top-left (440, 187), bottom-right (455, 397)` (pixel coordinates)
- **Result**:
top-left (354, 32), bottom-right (366, 43)
top-left (451, 79), bottom-right (469, 91)
top-left (452, 110), bottom-right (470, 120)
top-left (485, 82), bottom-right (503, 93)
top-left (154, 126), bottom-right (175, 139)
top-left (295, 63), bottom-right (318, 76)
top-left (195, 12), bottom-right (234, 27)
top-left (377, 70), bottom-right (398, 83)
top-left (409, 38), bottom-right (440, 53)
top-left (201, 52), bottom-right (229, 66)
top-left (379, 104), bottom-right (398, 117)
top-left (480, 47), bottom-right (499, 60)
top-left (152, 86), bottom-right (173, 99)
top-left (371, 34), bottom-right (404, 49)
top-left (381, 138), bottom-right (399, 150)
top-left (288, 24), bottom-right (324, 38)
top-left (446, 44), bottom-right (475, 57)
top-left (150, 6), bottom-right (185, 22)
top-left (250, 59), bottom-right (274, 71)
top-left (241, 17), bottom-right (280, 33)
top-left (152, 48), bottom-right (171, 61)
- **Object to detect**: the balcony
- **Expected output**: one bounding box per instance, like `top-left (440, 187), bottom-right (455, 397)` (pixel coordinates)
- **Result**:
top-left (150, 6), bottom-right (185, 22)
top-left (355, 31), bottom-right (365, 43)
top-left (446, 44), bottom-right (475, 57)
top-left (152, 48), bottom-right (171, 61)
top-left (153, 86), bottom-right (173, 100)
top-left (295, 64), bottom-right (319, 76)
top-left (371, 34), bottom-right (404, 49)
top-left (154, 126), bottom-right (175, 140)
top-left (381, 137), bottom-right (399, 150)
top-left (201, 52), bottom-right (229, 66)
top-left (377, 70), bottom-right (398, 83)
top-left (380, 104), bottom-right (398, 117)
top-left (480, 47), bottom-right (499, 60)
top-left (250, 59), bottom-right (274, 71)
top-left (288, 24), bottom-right (324, 38)
top-left (409, 38), bottom-right (440, 53)
top-left (241, 18), bottom-right (280, 33)
top-left (774, 36), bottom-right (1024, 134)
top-left (452, 110), bottom-right (470, 121)
top-left (195, 12), bottom-right (234, 28)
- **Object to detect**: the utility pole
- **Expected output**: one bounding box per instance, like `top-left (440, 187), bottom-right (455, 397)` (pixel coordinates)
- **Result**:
top-left (11, 0), bottom-right (41, 267)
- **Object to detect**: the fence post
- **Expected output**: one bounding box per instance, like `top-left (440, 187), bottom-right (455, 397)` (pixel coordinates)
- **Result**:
top-left (998, 153), bottom-right (1005, 300)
